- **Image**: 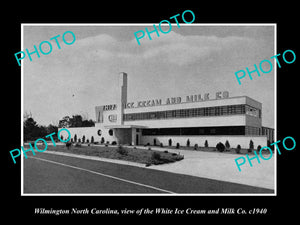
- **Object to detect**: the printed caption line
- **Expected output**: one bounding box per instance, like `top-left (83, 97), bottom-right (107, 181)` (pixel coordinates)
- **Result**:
top-left (28, 156), bottom-right (176, 194)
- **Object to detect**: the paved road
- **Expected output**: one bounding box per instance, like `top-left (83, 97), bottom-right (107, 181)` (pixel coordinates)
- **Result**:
top-left (23, 152), bottom-right (273, 194)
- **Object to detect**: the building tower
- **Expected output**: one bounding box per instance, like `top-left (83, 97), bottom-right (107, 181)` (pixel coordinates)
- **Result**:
top-left (117, 72), bottom-right (128, 125)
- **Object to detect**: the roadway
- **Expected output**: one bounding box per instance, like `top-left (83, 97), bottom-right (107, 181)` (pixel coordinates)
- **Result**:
top-left (23, 152), bottom-right (273, 194)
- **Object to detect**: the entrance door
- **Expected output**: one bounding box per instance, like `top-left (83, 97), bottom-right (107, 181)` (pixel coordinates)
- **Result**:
top-left (136, 134), bottom-right (139, 145)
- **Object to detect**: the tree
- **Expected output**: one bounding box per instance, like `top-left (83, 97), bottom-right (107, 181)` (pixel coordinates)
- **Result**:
top-left (82, 135), bottom-right (85, 143)
top-left (74, 134), bottom-right (77, 142)
top-left (91, 136), bottom-right (94, 143)
top-left (24, 117), bottom-right (40, 141)
top-left (59, 115), bottom-right (95, 128)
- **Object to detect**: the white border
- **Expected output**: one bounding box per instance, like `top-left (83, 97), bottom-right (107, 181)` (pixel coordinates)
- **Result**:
top-left (21, 23), bottom-right (277, 197)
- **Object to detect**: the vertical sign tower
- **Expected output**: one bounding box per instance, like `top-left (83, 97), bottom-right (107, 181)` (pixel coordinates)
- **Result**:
top-left (117, 72), bottom-right (128, 125)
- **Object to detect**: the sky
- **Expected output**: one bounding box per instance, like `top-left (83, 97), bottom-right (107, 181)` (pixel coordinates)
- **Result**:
top-left (23, 24), bottom-right (275, 128)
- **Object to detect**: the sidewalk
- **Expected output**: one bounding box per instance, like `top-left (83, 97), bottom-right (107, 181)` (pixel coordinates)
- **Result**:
top-left (140, 146), bottom-right (275, 190)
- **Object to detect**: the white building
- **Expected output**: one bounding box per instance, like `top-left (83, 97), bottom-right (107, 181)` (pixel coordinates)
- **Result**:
top-left (60, 72), bottom-right (274, 149)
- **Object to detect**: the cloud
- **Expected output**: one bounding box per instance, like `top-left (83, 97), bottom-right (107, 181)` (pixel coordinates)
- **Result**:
top-left (66, 31), bottom-right (254, 67)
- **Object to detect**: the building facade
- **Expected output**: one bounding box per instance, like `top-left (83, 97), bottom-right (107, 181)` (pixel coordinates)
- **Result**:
top-left (60, 72), bottom-right (274, 149)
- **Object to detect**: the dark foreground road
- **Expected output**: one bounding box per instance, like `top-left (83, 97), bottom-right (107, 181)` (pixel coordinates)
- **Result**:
top-left (23, 152), bottom-right (274, 194)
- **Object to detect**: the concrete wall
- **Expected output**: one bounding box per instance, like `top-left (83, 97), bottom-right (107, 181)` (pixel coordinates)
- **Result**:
top-left (125, 115), bottom-right (246, 128)
top-left (140, 135), bottom-right (267, 149)
top-left (59, 127), bottom-right (118, 144)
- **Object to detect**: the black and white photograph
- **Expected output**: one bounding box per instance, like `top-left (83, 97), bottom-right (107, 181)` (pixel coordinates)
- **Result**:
top-left (21, 24), bottom-right (275, 195)
top-left (4, 5), bottom-right (299, 220)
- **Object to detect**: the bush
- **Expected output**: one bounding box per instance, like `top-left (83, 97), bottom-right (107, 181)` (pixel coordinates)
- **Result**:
top-left (117, 145), bottom-right (128, 155)
top-left (204, 140), bottom-right (208, 148)
top-left (194, 143), bottom-right (198, 150)
top-left (151, 152), bottom-right (161, 161)
top-left (160, 143), bottom-right (163, 147)
top-left (100, 137), bottom-right (105, 144)
top-left (74, 134), bottom-right (77, 142)
top-left (78, 138), bottom-right (81, 143)
top-left (91, 136), bottom-right (94, 143)
top-left (82, 135), bottom-right (85, 143)
top-left (66, 142), bottom-right (72, 149)
top-left (225, 140), bottom-right (230, 150)
top-left (186, 139), bottom-right (190, 147)
top-left (153, 139), bottom-right (157, 146)
top-left (249, 139), bottom-right (254, 149)
top-left (168, 139), bottom-right (172, 146)
top-left (235, 145), bottom-right (241, 154)
top-left (176, 143), bottom-right (180, 149)
top-left (216, 142), bottom-right (225, 152)
top-left (75, 142), bottom-right (81, 147)
top-left (86, 139), bottom-right (89, 143)
top-left (111, 141), bottom-right (117, 145)
top-left (257, 145), bottom-right (262, 151)
top-left (164, 150), bottom-right (168, 153)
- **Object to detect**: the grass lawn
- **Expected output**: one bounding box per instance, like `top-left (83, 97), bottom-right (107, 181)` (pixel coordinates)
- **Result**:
top-left (36, 144), bottom-right (184, 166)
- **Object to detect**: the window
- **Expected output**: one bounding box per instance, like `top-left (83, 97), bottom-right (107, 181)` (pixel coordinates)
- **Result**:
top-left (124, 104), bottom-right (251, 121)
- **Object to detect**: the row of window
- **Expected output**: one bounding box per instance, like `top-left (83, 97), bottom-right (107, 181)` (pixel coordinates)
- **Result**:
top-left (123, 104), bottom-right (261, 121)
top-left (141, 126), bottom-right (266, 136)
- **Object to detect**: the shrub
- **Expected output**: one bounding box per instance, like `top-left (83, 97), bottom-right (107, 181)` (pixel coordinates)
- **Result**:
top-left (186, 139), bottom-right (190, 147)
top-left (78, 138), bottom-right (81, 143)
top-left (225, 140), bottom-right (230, 150)
top-left (164, 150), bottom-right (169, 153)
top-left (257, 145), bottom-right (262, 151)
top-left (82, 135), bottom-right (85, 143)
top-left (160, 143), bottom-right (163, 147)
top-left (204, 140), bottom-right (208, 148)
top-left (106, 141), bottom-right (110, 144)
top-left (75, 142), bottom-right (81, 147)
top-left (100, 137), bottom-right (105, 144)
top-left (70, 138), bottom-right (73, 143)
top-left (249, 139), bottom-right (254, 149)
top-left (74, 134), bottom-right (77, 142)
top-left (194, 143), bottom-right (198, 150)
top-left (91, 136), bottom-right (94, 144)
top-left (216, 142), bottom-right (225, 152)
top-left (168, 139), bottom-right (172, 146)
top-left (153, 139), bottom-right (157, 146)
top-left (117, 145), bottom-right (128, 155)
top-left (248, 140), bottom-right (254, 153)
top-left (176, 143), bottom-right (180, 149)
top-left (148, 147), bottom-right (151, 150)
top-left (86, 139), bottom-right (89, 143)
top-left (111, 141), bottom-right (117, 145)
top-left (66, 142), bottom-right (72, 149)
top-left (235, 145), bottom-right (241, 154)
top-left (151, 152), bottom-right (161, 161)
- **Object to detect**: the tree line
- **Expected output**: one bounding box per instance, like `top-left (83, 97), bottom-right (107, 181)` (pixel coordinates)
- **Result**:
top-left (24, 114), bottom-right (95, 141)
